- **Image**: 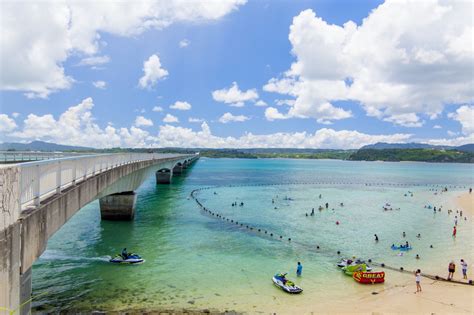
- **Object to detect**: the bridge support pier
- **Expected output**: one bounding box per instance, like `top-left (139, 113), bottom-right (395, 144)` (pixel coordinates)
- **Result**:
top-left (172, 164), bottom-right (183, 175)
top-left (99, 191), bottom-right (137, 220)
top-left (156, 169), bottom-right (172, 184)
top-left (1, 223), bottom-right (21, 314)
top-left (20, 268), bottom-right (32, 315)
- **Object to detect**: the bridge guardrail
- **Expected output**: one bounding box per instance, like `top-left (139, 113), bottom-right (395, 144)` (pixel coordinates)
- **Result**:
top-left (17, 153), bottom-right (192, 209)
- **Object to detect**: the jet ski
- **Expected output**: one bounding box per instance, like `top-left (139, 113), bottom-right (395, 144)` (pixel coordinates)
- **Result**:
top-left (272, 273), bottom-right (303, 294)
top-left (337, 259), bottom-right (373, 271)
top-left (109, 253), bottom-right (144, 264)
top-left (342, 264), bottom-right (367, 276)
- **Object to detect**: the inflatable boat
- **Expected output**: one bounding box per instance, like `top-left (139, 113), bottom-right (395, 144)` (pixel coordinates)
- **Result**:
top-left (272, 273), bottom-right (303, 294)
top-left (391, 245), bottom-right (412, 251)
top-left (353, 271), bottom-right (385, 284)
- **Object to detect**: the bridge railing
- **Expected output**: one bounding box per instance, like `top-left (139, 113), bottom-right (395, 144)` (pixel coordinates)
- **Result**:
top-left (18, 153), bottom-right (189, 209)
top-left (0, 151), bottom-right (86, 163)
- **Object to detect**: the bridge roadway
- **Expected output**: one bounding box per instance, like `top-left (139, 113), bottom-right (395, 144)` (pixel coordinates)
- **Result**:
top-left (0, 152), bottom-right (199, 314)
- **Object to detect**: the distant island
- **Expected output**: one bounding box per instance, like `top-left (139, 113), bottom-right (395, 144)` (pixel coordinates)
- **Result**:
top-left (1, 141), bottom-right (473, 163)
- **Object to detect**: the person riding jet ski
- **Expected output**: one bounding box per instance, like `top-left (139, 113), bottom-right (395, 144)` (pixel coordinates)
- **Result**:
top-left (121, 248), bottom-right (129, 259)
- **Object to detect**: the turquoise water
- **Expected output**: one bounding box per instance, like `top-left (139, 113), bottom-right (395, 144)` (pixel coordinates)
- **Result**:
top-left (32, 159), bottom-right (474, 313)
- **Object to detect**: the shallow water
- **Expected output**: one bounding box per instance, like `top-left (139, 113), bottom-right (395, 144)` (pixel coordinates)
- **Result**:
top-left (32, 159), bottom-right (474, 313)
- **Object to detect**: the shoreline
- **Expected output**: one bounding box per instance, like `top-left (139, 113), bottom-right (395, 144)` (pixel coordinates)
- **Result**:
top-left (32, 187), bottom-right (474, 314)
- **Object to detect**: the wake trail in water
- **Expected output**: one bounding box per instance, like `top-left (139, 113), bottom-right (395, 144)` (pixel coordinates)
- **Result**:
top-left (39, 250), bottom-right (111, 263)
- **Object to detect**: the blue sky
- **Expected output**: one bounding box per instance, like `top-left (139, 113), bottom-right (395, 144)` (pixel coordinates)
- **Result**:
top-left (0, 0), bottom-right (472, 148)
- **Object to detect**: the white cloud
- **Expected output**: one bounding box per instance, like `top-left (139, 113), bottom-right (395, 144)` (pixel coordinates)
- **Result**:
top-left (0, 0), bottom-right (246, 98)
top-left (155, 123), bottom-right (412, 149)
top-left (265, 107), bottom-right (288, 121)
top-left (447, 130), bottom-right (459, 137)
top-left (138, 54), bottom-right (169, 89)
top-left (12, 112), bottom-right (20, 118)
top-left (383, 113), bottom-right (424, 128)
top-left (275, 99), bottom-right (295, 106)
top-left (179, 39), bottom-right (190, 48)
top-left (448, 105), bottom-right (474, 135)
top-left (188, 117), bottom-right (204, 123)
top-left (170, 101), bottom-right (192, 111)
top-left (92, 80), bottom-right (107, 89)
top-left (219, 112), bottom-right (250, 123)
top-left (212, 82), bottom-right (259, 107)
top-left (152, 106), bottom-right (163, 112)
top-left (254, 100), bottom-right (267, 107)
top-left (0, 114), bottom-right (17, 132)
top-left (163, 114), bottom-right (179, 123)
top-left (77, 55), bottom-right (110, 66)
top-left (134, 115), bottom-right (153, 127)
top-left (265, 1), bottom-right (473, 126)
top-left (4, 97), bottom-right (469, 149)
top-left (425, 134), bottom-right (474, 147)
top-left (433, 125), bottom-right (442, 129)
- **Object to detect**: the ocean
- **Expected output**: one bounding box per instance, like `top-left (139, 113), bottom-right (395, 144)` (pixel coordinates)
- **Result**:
top-left (31, 158), bottom-right (474, 313)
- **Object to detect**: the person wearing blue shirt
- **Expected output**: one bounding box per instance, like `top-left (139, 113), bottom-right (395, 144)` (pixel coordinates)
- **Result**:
top-left (297, 262), bottom-right (303, 276)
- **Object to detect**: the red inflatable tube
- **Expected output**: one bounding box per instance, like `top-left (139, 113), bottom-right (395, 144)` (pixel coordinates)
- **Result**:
top-left (353, 271), bottom-right (385, 284)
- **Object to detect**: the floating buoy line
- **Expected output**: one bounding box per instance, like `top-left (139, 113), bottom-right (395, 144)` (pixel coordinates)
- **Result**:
top-left (190, 181), bottom-right (472, 286)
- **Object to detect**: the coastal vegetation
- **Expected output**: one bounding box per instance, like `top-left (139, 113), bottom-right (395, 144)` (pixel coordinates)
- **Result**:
top-left (348, 149), bottom-right (474, 163)
top-left (1, 141), bottom-right (474, 163)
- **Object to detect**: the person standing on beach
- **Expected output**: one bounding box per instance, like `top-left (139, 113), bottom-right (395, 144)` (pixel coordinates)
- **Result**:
top-left (448, 261), bottom-right (456, 280)
top-left (415, 269), bottom-right (422, 293)
top-left (374, 234), bottom-right (379, 242)
top-left (460, 259), bottom-right (468, 280)
top-left (296, 262), bottom-right (303, 276)
top-left (453, 226), bottom-right (457, 238)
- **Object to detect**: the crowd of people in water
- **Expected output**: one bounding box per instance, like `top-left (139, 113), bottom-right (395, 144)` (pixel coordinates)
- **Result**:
top-left (204, 185), bottom-right (472, 288)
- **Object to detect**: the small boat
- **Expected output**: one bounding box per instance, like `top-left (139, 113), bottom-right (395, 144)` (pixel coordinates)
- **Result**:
top-left (109, 253), bottom-right (144, 264)
top-left (272, 273), bottom-right (303, 294)
top-left (337, 259), bottom-right (373, 271)
top-left (353, 271), bottom-right (385, 284)
top-left (391, 245), bottom-right (412, 251)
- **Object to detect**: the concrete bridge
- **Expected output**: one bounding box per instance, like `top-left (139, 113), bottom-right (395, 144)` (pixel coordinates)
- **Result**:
top-left (0, 152), bottom-right (199, 314)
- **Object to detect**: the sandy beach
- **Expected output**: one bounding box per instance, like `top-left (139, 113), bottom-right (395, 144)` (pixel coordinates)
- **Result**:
top-left (332, 190), bottom-right (474, 315)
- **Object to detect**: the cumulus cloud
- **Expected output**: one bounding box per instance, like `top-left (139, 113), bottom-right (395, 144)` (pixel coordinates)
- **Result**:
top-left (383, 113), bottom-right (424, 128)
top-left (212, 82), bottom-right (258, 107)
top-left (254, 100), bottom-right (267, 107)
top-left (3, 97), bottom-right (469, 149)
top-left (179, 39), bottom-right (190, 48)
top-left (264, 1), bottom-right (473, 126)
top-left (265, 107), bottom-right (288, 121)
top-left (448, 105), bottom-right (474, 136)
top-left (10, 98), bottom-right (118, 147)
top-left (155, 123), bottom-right (412, 149)
top-left (0, 0), bottom-right (246, 97)
top-left (170, 101), bottom-right (192, 111)
top-left (0, 114), bottom-right (17, 132)
top-left (219, 112), bottom-right (250, 123)
top-left (138, 54), bottom-right (169, 89)
top-left (189, 117), bottom-right (205, 123)
top-left (163, 113), bottom-right (179, 123)
top-left (134, 115), bottom-right (154, 127)
top-left (92, 80), bottom-right (107, 89)
top-left (77, 55), bottom-right (110, 66)
top-left (152, 106), bottom-right (163, 112)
